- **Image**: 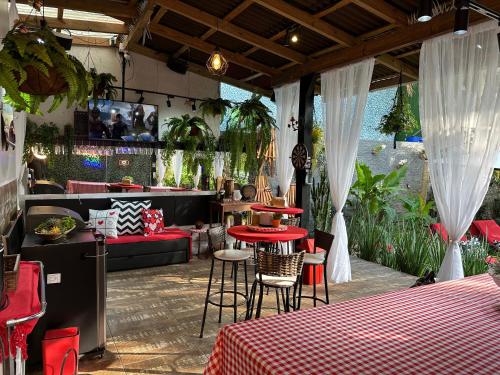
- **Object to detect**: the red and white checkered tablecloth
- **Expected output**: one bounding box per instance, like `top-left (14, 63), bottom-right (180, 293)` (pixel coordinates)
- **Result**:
top-left (204, 274), bottom-right (499, 375)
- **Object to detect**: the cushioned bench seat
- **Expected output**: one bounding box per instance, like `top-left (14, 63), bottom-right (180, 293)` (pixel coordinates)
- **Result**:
top-left (106, 228), bottom-right (192, 272)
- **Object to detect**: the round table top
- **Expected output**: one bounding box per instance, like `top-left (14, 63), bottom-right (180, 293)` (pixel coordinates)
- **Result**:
top-left (250, 204), bottom-right (304, 215)
top-left (109, 183), bottom-right (143, 190)
top-left (227, 225), bottom-right (308, 243)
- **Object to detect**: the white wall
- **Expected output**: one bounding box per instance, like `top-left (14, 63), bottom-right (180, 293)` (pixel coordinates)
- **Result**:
top-left (28, 45), bottom-right (221, 136)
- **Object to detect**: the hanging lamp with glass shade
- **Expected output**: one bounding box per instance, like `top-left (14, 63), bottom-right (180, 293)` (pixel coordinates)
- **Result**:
top-left (206, 47), bottom-right (229, 76)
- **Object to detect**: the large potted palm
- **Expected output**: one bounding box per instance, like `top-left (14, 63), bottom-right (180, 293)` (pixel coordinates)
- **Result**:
top-left (0, 24), bottom-right (91, 114)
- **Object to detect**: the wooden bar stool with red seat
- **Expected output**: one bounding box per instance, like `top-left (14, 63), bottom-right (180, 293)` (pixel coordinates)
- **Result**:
top-left (298, 229), bottom-right (335, 309)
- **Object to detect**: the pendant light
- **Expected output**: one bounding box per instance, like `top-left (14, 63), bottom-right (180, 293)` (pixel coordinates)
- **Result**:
top-left (206, 47), bottom-right (229, 76)
top-left (417, 0), bottom-right (433, 22)
top-left (454, 0), bottom-right (470, 35)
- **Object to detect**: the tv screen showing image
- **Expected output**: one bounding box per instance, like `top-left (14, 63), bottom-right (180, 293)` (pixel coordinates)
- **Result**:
top-left (88, 99), bottom-right (158, 142)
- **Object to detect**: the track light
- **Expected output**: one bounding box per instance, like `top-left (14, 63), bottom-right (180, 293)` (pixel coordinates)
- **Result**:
top-left (191, 100), bottom-right (196, 112)
top-left (166, 95), bottom-right (172, 108)
top-left (454, 1), bottom-right (470, 35)
top-left (418, 0), bottom-right (433, 22)
top-left (137, 90), bottom-right (145, 104)
top-left (284, 25), bottom-right (299, 46)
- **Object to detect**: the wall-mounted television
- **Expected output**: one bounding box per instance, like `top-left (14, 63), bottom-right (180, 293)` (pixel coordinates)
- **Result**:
top-left (88, 99), bottom-right (158, 142)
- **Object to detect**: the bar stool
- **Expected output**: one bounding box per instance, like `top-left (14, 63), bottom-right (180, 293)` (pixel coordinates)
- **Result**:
top-left (297, 229), bottom-right (335, 309)
top-left (200, 226), bottom-right (250, 338)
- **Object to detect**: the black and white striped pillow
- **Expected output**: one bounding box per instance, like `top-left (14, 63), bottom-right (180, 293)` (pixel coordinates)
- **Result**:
top-left (111, 199), bottom-right (151, 235)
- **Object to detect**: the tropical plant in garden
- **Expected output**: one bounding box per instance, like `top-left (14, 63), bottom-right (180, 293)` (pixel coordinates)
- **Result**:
top-left (224, 95), bottom-right (276, 176)
top-left (0, 24), bottom-right (92, 113)
top-left (311, 166), bottom-right (334, 232)
top-left (161, 115), bottom-right (216, 175)
top-left (400, 193), bottom-right (436, 224)
top-left (349, 161), bottom-right (408, 218)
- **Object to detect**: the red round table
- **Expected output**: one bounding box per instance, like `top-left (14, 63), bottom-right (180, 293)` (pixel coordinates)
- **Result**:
top-left (227, 225), bottom-right (308, 244)
top-left (250, 204), bottom-right (304, 215)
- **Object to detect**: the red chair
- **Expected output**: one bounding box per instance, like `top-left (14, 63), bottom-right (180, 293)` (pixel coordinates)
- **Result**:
top-left (470, 220), bottom-right (500, 246)
top-left (42, 327), bottom-right (79, 375)
top-left (430, 223), bottom-right (467, 242)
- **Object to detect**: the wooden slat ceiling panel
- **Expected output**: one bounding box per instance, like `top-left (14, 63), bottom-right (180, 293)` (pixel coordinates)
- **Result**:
top-left (145, 34), bottom-right (184, 54)
top-left (231, 3), bottom-right (293, 39)
top-left (285, 0), bottom-right (339, 14)
top-left (246, 49), bottom-right (290, 69)
top-left (322, 3), bottom-right (390, 37)
top-left (385, 0), bottom-right (419, 14)
top-left (205, 31), bottom-right (253, 53)
top-left (283, 27), bottom-right (337, 56)
top-left (401, 54), bottom-right (419, 67)
top-left (180, 0), bottom-right (243, 18)
top-left (158, 11), bottom-right (211, 38)
top-left (246, 74), bottom-right (272, 90)
top-left (372, 64), bottom-right (399, 80)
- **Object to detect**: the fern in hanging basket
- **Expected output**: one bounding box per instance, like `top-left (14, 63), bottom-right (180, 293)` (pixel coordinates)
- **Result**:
top-left (0, 24), bottom-right (92, 114)
top-left (378, 84), bottom-right (418, 148)
top-left (89, 68), bottom-right (117, 105)
top-left (199, 98), bottom-right (232, 119)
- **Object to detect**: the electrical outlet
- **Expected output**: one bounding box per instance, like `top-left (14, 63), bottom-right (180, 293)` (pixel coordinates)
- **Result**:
top-left (47, 273), bottom-right (61, 284)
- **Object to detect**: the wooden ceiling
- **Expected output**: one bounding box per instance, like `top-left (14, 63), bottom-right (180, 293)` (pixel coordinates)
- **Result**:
top-left (14, 0), bottom-right (500, 96)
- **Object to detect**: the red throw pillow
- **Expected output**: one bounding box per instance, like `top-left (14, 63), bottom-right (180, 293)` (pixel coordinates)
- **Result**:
top-left (142, 209), bottom-right (165, 236)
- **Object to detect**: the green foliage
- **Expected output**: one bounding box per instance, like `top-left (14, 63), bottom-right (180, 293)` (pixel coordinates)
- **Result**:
top-left (378, 84), bottom-right (419, 147)
top-left (460, 238), bottom-right (489, 277)
top-left (0, 25), bottom-right (92, 113)
top-left (161, 114), bottom-right (216, 176)
top-left (224, 95), bottom-right (276, 176)
top-left (311, 166), bottom-right (334, 232)
top-left (23, 119), bottom-right (59, 162)
top-left (390, 221), bottom-right (430, 276)
top-left (350, 161), bottom-right (407, 219)
top-left (89, 68), bottom-right (117, 105)
top-left (400, 193), bottom-right (435, 224)
top-left (199, 98), bottom-right (232, 119)
top-left (63, 124), bottom-right (74, 160)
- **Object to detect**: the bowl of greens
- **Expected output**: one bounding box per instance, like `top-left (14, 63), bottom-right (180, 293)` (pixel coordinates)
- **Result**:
top-left (35, 216), bottom-right (76, 241)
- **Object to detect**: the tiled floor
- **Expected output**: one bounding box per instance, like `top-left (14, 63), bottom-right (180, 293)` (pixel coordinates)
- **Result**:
top-left (76, 255), bottom-right (415, 375)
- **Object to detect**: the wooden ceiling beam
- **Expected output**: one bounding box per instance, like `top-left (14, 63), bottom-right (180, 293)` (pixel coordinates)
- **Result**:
top-left (128, 42), bottom-right (273, 97)
top-left (351, 0), bottom-right (408, 26)
top-left (171, 0), bottom-right (252, 59)
top-left (376, 54), bottom-right (418, 80)
top-left (15, 0), bottom-right (137, 19)
top-left (253, 0), bottom-right (357, 46)
top-left (272, 5), bottom-right (497, 87)
top-left (123, 2), bottom-right (155, 49)
top-left (395, 48), bottom-right (421, 58)
top-left (152, 8), bottom-right (167, 24)
top-left (149, 23), bottom-right (280, 77)
top-left (314, 0), bottom-right (352, 18)
top-left (72, 35), bottom-right (112, 46)
top-left (155, 0), bottom-right (306, 63)
top-left (19, 15), bottom-right (128, 34)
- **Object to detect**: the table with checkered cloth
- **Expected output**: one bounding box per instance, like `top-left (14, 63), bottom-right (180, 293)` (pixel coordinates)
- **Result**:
top-left (204, 274), bottom-right (499, 375)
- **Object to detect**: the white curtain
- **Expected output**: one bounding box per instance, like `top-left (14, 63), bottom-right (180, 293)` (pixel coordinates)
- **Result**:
top-left (8, 0), bottom-right (19, 30)
top-left (420, 21), bottom-right (500, 281)
top-left (13, 111), bottom-right (26, 196)
top-left (275, 81), bottom-right (300, 197)
top-left (321, 58), bottom-right (375, 283)
top-left (193, 164), bottom-right (202, 189)
top-left (156, 148), bottom-right (165, 186)
top-left (213, 152), bottom-right (224, 178)
top-left (171, 150), bottom-right (183, 187)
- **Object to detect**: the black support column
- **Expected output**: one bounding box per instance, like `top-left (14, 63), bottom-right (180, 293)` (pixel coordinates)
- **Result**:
top-left (296, 74), bottom-right (315, 230)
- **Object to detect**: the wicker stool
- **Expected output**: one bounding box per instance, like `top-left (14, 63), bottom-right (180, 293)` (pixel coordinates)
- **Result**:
top-left (247, 250), bottom-right (305, 320)
top-left (200, 226), bottom-right (251, 338)
top-left (297, 229), bottom-right (335, 309)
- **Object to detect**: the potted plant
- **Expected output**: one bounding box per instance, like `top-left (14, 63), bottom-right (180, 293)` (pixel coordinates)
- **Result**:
top-left (122, 176), bottom-right (134, 185)
top-left (199, 98), bottom-right (232, 118)
top-left (487, 255), bottom-right (500, 287)
top-left (377, 78), bottom-right (418, 149)
top-left (224, 95), bottom-right (276, 176)
top-left (272, 213), bottom-right (282, 228)
top-left (161, 114), bottom-right (216, 175)
top-left (89, 68), bottom-right (117, 105)
top-left (0, 24), bottom-right (92, 114)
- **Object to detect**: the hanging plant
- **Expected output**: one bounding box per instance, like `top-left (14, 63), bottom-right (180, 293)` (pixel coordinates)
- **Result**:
top-left (160, 114), bottom-right (216, 175)
top-left (378, 76), bottom-right (418, 149)
top-left (224, 95), bottom-right (276, 177)
top-left (199, 98), bottom-right (232, 119)
top-left (89, 68), bottom-right (117, 105)
top-left (0, 24), bottom-right (92, 114)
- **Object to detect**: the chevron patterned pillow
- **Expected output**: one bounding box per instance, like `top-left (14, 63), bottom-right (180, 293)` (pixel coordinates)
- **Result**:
top-left (111, 199), bottom-right (152, 235)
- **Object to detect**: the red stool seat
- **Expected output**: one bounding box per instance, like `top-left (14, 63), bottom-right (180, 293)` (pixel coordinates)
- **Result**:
top-left (42, 327), bottom-right (79, 375)
top-left (298, 239), bottom-right (324, 285)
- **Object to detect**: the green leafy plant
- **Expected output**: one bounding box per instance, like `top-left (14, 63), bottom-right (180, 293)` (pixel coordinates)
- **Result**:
top-left (63, 124), bottom-right (74, 160)
top-left (391, 221), bottom-right (430, 277)
top-left (378, 83), bottom-right (419, 148)
top-left (460, 237), bottom-right (489, 277)
top-left (89, 68), bottom-right (117, 105)
top-left (350, 161), bottom-right (408, 219)
top-left (0, 24), bottom-right (92, 113)
top-left (400, 193), bottom-right (436, 224)
top-left (23, 119), bottom-right (59, 162)
top-left (161, 114), bottom-right (216, 175)
top-left (199, 98), bottom-right (232, 119)
top-left (311, 166), bottom-right (334, 232)
top-left (273, 213), bottom-right (283, 220)
top-left (224, 95), bottom-right (276, 176)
